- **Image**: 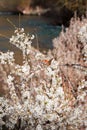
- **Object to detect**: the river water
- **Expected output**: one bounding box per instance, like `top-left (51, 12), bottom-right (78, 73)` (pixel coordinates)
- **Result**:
top-left (0, 15), bottom-right (61, 60)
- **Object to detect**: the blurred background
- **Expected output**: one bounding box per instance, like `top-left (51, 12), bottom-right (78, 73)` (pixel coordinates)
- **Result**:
top-left (0, 0), bottom-right (87, 24)
top-left (0, 0), bottom-right (87, 56)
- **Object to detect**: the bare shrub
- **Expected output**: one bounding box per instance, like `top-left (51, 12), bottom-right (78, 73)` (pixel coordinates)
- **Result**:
top-left (0, 20), bottom-right (87, 130)
top-left (52, 17), bottom-right (87, 95)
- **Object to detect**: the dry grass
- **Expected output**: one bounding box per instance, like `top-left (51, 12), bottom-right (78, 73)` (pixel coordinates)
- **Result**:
top-left (51, 16), bottom-right (87, 99)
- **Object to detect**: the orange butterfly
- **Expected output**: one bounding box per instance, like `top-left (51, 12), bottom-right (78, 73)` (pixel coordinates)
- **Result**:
top-left (42, 59), bottom-right (52, 65)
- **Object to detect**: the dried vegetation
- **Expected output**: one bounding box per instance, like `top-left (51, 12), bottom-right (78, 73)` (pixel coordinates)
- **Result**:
top-left (0, 16), bottom-right (87, 130)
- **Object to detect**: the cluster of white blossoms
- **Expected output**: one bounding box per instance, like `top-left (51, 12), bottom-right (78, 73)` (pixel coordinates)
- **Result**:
top-left (10, 28), bottom-right (35, 50)
top-left (78, 23), bottom-right (87, 44)
top-left (78, 24), bottom-right (87, 63)
top-left (10, 28), bottom-right (34, 57)
top-left (0, 51), bottom-right (14, 64)
top-left (0, 27), bottom-right (87, 130)
top-left (0, 79), bottom-right (87, 129)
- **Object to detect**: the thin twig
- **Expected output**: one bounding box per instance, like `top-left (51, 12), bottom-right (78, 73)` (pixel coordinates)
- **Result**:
top-left (19, 13), bottom-right (21, 29)
top-left (35, 33), bottom-right (39, 51)
top-left (0, 34), bottom-right (9, 39)
top-left (7, 18), bottom-right (17, 29)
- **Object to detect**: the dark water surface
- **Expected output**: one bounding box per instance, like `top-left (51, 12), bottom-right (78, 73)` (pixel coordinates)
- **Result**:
top-left (0, 15), bottom-right (61, 53)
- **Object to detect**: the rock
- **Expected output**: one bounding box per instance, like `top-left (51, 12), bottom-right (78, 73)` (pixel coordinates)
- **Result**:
top-left (43, 6), bottom-right (74, 26)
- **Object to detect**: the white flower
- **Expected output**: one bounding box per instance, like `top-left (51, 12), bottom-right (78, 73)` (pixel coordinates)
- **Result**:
top-left (56, 87), bottom-right (64, 97)
top-left (45, 100), bottom-right (53, 111)
top-left (78, 24), bottom-right (87, 43)
top-left (51, 59), bottom-right (58, 69)
top-left (46, 113), bottom-right (57, 122)
top-left (20, 28), bottom-right (24, 33)
top-left (46, 67), bottom-right (54, 76)
top-left (22, 91), bottom-right (30, 100)
top-left (36, 124), bottom-right (43, 130)
top-left (21, 64), bottom-right (30, 75)
top-left (52, 76), bottom-right (57, 87)
top-left (31, 34), bottom-right (35, 40)
top-left (7, 75), bottom-right (14, 84)
top-left (35, 52), bottom-right (44, 60)
top-left (36, 95), bottom-right (45, 102)
top-left (0, 51), bottom-right (14, 64)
